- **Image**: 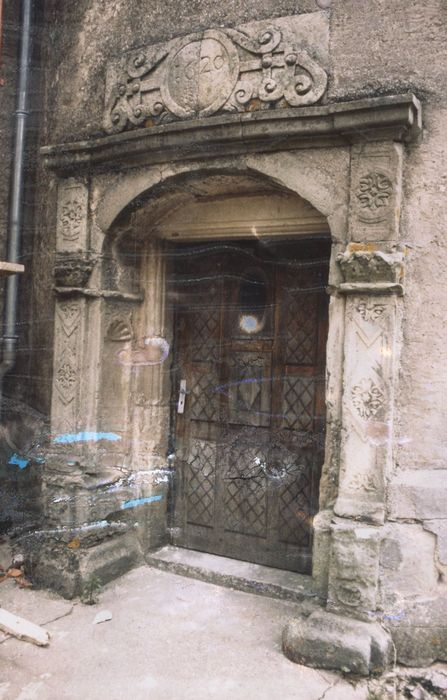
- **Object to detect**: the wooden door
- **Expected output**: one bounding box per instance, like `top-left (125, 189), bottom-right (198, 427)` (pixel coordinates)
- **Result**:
top-left (170, 238), bottom-right (329, 573)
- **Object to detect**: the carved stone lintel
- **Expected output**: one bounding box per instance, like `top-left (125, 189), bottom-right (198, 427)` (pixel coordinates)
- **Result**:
top-left (54, 252), bottom-right (97, 288)
top-left (103, 15), bottom-right (328, 134)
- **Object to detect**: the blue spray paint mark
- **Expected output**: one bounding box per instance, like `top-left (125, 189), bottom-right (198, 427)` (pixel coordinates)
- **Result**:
top-left (121, 495), bottom-right (163, 510)
top-left (53, 431), bottom-right (121, 445)
top-left (383, 611), bottom-right (405, 622)
top-left (9, 454), bottom-right (29, 470)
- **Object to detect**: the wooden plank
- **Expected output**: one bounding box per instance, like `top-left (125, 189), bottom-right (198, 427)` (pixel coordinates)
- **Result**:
top-left (0, 608), bottom-right (50, 646)
top-left (0, 261), bottom-right (25, 275)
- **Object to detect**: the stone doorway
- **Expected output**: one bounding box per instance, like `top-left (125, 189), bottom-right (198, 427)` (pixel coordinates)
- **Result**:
top-left (169, 236), bottom-right (330, 573)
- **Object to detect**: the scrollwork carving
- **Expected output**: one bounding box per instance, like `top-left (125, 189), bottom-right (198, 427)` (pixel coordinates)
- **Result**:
top-left (104, 22), bottom-right (328, 133)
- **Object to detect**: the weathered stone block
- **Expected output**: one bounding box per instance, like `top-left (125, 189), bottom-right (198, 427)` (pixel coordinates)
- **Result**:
top-left (380, 523), bottom-right (438, 607)
top-left (78, 531), bottom-right (142, 587)
top-left (388, 470), bottom-right (447, 520)
top-left (327, 519), bottom-right (382, 620)
top-left (282, 609), bottom-right (393, 675)
top-left (25, 531), bottom-right (142, 599)
top-left (385, 597), bottom-right (447, 666)
top-left (423, 520), bottom-right (447, 570)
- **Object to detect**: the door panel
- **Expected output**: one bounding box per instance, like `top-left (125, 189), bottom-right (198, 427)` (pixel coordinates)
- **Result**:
top-left (171, 239), bottom-right (329, 573)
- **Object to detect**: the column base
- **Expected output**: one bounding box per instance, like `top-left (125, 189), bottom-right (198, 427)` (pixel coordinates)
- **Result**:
top-left (23, 527), bottom-right (143, 599)
top-left (282, 609), bottom-right (393, 676)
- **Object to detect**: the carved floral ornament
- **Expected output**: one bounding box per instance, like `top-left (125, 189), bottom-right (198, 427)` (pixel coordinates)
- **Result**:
top-left (356, 172), bottom-right (392, 212)
top-left (60, 199), bottom-right (83, 241)
top-left (56, 362), bottom-right (77, 391)
top-left (351, 378), bottom-right (385, 420)
top-left (104, 26), bottom-right (328, 133)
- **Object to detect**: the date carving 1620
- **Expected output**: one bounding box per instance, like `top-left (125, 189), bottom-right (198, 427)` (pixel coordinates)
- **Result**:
top-left (104, 24), bottom-right (328, 132)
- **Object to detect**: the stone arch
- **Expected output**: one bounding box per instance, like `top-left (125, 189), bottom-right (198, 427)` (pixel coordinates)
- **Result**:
top-left (95, 153), bottom-right (349, 245)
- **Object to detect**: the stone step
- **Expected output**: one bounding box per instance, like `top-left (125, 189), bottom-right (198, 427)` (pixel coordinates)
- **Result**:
top-left (145, 545), bottom-right (317, 603)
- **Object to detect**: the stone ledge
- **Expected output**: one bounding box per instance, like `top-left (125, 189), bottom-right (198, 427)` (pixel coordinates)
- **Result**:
top-left (54, 286), bottom-right (144, 302)
top-left (282, 609), bottom-right (393, 676)
top-left (146, 545), bottom-right (316, 604)
top-left (41, 94), bottom-right (422, 174)
top-left (388, 470), bottom-right (447, 520)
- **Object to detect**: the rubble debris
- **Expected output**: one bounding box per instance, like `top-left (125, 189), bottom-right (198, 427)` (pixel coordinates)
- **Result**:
top-left (93, 610), bottom-right (112, 625)
top-left (367, 668), bottom-right (447, 699)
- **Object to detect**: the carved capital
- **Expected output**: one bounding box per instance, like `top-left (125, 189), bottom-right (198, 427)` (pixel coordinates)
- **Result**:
top-left (336, 249), bottom-right (404, 295)
top-left (54, 252), bottom-right (97, 288)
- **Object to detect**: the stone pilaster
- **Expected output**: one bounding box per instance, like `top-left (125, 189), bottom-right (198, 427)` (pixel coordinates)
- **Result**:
top-left (129, 238), bottom-right (172, 552)
top-left (284, 142), bottom-right (405, 674)
top-left (333, 249), bottom-right (403, 525)
top-left (325, 248), bottom-right (404, 623)
top-left (132, 237), bottom-right (171, 470)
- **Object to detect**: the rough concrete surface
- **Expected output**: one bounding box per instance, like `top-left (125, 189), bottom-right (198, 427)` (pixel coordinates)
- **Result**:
top-left (1, 566), bottom-right (446, 700)
top-left (0, 565), bottom-right (364, 700)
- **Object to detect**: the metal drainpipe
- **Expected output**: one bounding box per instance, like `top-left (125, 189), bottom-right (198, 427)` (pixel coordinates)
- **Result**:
top-left (0, 0), bottom-right (33, 414)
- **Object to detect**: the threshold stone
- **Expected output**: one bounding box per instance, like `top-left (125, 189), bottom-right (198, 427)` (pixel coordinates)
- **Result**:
top-left (146, 546), bottom-right (316, 603)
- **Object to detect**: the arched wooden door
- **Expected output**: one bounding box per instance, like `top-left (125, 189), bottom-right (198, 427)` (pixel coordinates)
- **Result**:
top-left (170, 238), bottom-right (329, 573)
